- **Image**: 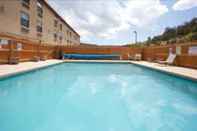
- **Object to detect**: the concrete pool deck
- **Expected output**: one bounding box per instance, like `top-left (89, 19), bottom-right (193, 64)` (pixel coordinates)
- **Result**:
top-left (0, 59), bottom-right (197, 81)
top-left (0, 59), bottom-right (64, 79)
top-left (130, 61), bottom-right (197, 81)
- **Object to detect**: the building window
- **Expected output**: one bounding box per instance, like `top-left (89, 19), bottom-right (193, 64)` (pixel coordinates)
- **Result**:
top-left (37, 19), bottom-right (42, 33)
top-left (54, 33), bottom-right (57, 42)
top-left (21, 0), bottom-right (30, 8)
top-left (54, 20), bottom-right (58, 28)
top-left (20, 11), bottom-right (29, 29)
top-left (65, 33), bottom-right (67, 40)
top-left (59, 36), bottom-right (62, 43)
top-left (60, 24), bottom-right (62, 31)
top-left (37, 0), bottom-right (43, 18)
top-left (0, 5), bottom-right (5, 13)
top-left (67, 31), bottom-right (69, 37)
top-left (70, 32), bottom-right (72, 38)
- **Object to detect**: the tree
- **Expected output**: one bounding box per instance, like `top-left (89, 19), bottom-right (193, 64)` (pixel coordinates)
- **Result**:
top-left (162, 27), bottom-right (176, 40)
top-left (148, 17), bottom-right (197, 44)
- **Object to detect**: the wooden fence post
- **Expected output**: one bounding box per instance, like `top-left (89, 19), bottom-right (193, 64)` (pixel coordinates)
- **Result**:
top-left (8, 40), bottom-right (13, 63)
top-left (38, 41), bottom-right (40, 58)
top-left (8, 40), bottom-right (19, 64)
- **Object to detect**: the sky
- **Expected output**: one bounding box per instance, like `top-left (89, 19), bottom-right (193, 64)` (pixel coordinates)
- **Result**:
top-left (48, 0), bottom-right (197, 45)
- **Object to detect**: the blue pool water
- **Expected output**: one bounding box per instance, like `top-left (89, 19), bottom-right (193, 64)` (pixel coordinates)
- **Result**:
top-left (0, 63), bottom-right (197, 131)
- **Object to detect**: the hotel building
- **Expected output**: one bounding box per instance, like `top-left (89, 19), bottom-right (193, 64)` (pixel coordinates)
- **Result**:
top-left (0, 0), bottom-right (80, 45)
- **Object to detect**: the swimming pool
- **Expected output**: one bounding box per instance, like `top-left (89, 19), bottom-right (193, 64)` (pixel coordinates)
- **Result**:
top-left (0, 62), bottom-right (197, 131)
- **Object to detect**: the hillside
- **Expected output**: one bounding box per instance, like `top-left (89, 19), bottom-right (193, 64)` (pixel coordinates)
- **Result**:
top-left (147, 17), bottom-right (197, 45)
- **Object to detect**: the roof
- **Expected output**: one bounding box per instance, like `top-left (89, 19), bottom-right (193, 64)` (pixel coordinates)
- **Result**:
top-left (41, 0), bottom-right (80, 37)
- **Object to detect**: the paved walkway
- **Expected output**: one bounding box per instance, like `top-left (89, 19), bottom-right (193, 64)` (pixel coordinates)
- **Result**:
top-left (130, 61), bottom-right (197, 81)
top-left (0, 59), bottom-right (63, 79)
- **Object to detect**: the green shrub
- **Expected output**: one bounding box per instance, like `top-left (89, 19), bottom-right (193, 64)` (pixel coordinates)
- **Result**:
top-left (191, 32), bottom-right (197, 40)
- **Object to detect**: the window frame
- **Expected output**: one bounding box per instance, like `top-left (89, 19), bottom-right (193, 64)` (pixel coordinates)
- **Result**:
top-left (54, 33), bottom-right (57, 42)
top-left (20, 11), bottom-right (30, 29)
top-left (0, 5), bottom-right (5, 13)
top-left (21, 0), bottom-right (30, 9)
top-left (54, 20), bottom-right (58, 28)
top-left (60, 24), bottom-right (62, 31)
top-left (59, 36), bottom-right (63, 44)
top-left (37, 0), bottom-right (43, 18)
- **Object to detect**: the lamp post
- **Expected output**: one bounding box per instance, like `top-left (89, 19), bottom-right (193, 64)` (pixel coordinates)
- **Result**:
top-left (133, 31), bottom-right (137, 44)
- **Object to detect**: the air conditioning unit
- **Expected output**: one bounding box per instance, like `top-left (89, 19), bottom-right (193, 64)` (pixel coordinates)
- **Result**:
top-left (0, 39), bottom-right (8, 45)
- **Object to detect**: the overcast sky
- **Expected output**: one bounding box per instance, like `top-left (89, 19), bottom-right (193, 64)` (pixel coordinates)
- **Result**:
top-left (48, 0), bottom-right (197, 45)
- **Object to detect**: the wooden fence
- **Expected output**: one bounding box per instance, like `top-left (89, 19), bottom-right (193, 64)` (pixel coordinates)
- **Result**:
top-left (0, 35), bottom-right (197, 68)
top-left (61, 46), bottom-right (142, 60)
top-left (142, 42), bottom-right (197, 68)
top-left (0, 40), bottom-right (56, 64)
